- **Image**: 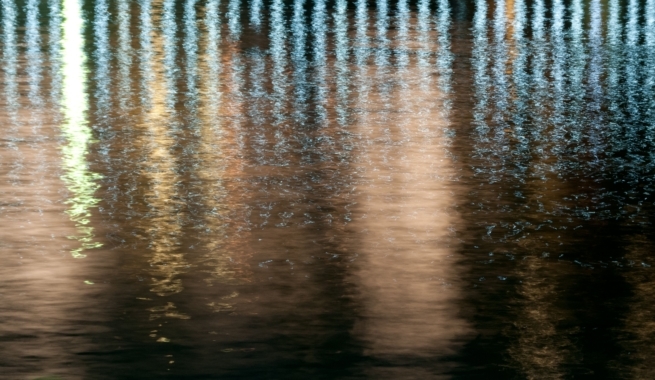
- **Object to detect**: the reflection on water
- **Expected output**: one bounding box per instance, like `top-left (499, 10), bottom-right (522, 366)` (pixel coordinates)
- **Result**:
top-left (60, 0), bottom-right (102, 258)
top-left (2, 0), bottom-right (655, 378)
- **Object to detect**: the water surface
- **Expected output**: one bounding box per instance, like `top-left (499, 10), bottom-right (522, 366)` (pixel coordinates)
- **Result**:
top-left (1, 0), bottom-right (655, 378)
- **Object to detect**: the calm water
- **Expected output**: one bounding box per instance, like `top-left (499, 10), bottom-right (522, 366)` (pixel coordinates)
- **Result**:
top-left (1, 0), bottom-right (655, 378)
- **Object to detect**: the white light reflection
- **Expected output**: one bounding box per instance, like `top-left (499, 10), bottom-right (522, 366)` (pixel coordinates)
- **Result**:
top-left (291, 0), bottom-right (308, 128)
top-left (333, 0), bottom-right (349, 126)
top-left (60, 0), bottom-right (103, 258)
top-left (138, 0), bottom-right (187, 298)
top-left (568, 0), bottom-right (585, 150)
top-left (48, 0), bottom-right (63, 102)
top-left (2, 0), bottom-right (18, 112)
top-left (587, 0), bottom-right (604, 159)
top-left (26, 0), bottom-right (43, 106)
top-left (624, 0), bottom-right (641, 152)
top-left (395, 0), bottom-right (409, 68)
top-left (350, 3), bottom-right (469, 372)
top-left (117, 0), bottom-right (133, 109)
top-left (312, 0), bottom-right (328, 124)
top-left (416, 0), bottom-right (431, 67)
top-left (510, 0), bottom-right (529, 160)
top-left (374, 0), bottom-right (389, 67)
top-left (269, 0), bottom-right (290, 165)
top-left (549, 0), bottom-right (569, 168)
top-left (228, 0), bottom-right (241, 39)
top-left (184, 0), bottom-right (199, 103)
top-left (93, 0), bottom-right (111, 113)
top-left (605, 0), bottom-right (624, 159)
top-left (249, 0), bottom-right (263, 30)
top-left (645, 0), bottom-right (655, 151)
top-left (471, 0), bottom-right (491, 169)
top-left (162, 0), bottom-right (178, 110)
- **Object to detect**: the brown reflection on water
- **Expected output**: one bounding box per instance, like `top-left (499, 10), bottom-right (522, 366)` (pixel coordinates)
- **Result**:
top-left (194, 8), bottom-right (253, 288)
top-left (137, 0), bottom-right (188, 300)
top-left (348, 10), bottom-right (469, 375)
top-left (619, 234), bottom-right (655, 378)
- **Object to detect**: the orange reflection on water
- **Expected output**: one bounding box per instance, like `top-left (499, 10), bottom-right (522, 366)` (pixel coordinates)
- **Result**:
top-left (348, 30), bottom-right (470, 374)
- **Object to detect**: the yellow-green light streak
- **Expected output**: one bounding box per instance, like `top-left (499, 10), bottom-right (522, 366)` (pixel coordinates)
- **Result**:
top-left (60, 0), bottom-right (102, 258)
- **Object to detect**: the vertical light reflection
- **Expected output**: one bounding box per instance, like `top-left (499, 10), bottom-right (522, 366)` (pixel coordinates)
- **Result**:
top-left (353, 0), bottom-right (370, 120)
top-left (435, 0), bottom-right (453, 99)
top-left (332, 0), bottom-right (353, 169)
top-left (291, 0), bottom-right (308, 129)
top-left (117, 0), bottom-right (133, 109)
top-left (227, 0), bottom-right (241, 39)
top-left (395, 0), bottom-right (409, 68)
top-left (26, 0), bottom-right (43, 106)
top-left (510, 0), bottom-right (529, 162)
top-left (1, 0), bottom-right (21, 201)
top-left (550, 0), bottom-right (567, 156)
top-left (2, 0), bottom-right (18, 112)
top-left (351, 3), bottom-right (468, 371)
top-left (645, 0), bottom-right (655, 155)
top-left (566, 0), bottom-right (586, 151)
top-left (247, 48), bottom-right (268, 165)
top-left (312, 0), bottom-right (328, 124)
top-left (139, 0), bottom-right (154, 103)
top-left (138, 0), bottom-right (187, 298)
top-left (505, 0), bottom-right (573, 377)
top-left (60, 0), bottom-right (103, 258)
top-left (269, 0), bottom-right (290, 167)
top-left (587, 0), bottom-right (604, 159)
top-left (471, 0), bottom-right (490, 168)
top-left (162, 0), bottom-right (178, 110)
top-left (195, 0), bottom-right (249, 290)
top-left (355, 0), bottom-right (370, 66)
top-left (48, 0), bottom-right (63, 103)
top-left (605, 0), bottom-right (624, 163)
top-left (374, 0), bottom-right (389, 67)
top-left (184, 0), bottom-right (199, 104)
top-left (197, 0), bottom-right (239, 285)
top-left (249, 0), bottom-right (263, 30)
top-left (93, 0), bottom-right (111, 113)
top-left (624, 0), bottom-right (641, 155)
top-left (529, 0), bottom-right (548, 152)
top-left (204, 0), bottom-right (221, 107)
top-left (491, 0), bottom-right (509, 148)
top-left (416, 0), bottom-right (431, 66)
top-left (333, 0), bottom-right (349, 126)
top-left (25, 0), bottom-right (45, 197)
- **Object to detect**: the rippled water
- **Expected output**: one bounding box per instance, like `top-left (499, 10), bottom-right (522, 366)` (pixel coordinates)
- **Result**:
top-left (1, 0), bottom-right (655, 378)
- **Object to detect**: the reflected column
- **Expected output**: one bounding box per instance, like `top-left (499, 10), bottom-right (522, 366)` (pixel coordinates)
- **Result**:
top-left (586, 0), bottom-right (604, 161)
top-left (566, 0), bottom-right (586, 152)
top-left (312, 0), bottom-right (328, 124)
top-left (93, 0), bottom-right (111, 114)
top-left (117, 0), bottom-right (133, 109)
top-left (60, 0), bottom-right (103, 258)
top-left (26, 0), bottom-right (43, 107)
top-left (605, 0), bottom-right (624, 166)
top-left (249, 0), bottom-right (263, 30)
top-left (48, 0), bottom-right (63, 102)
top-left (416, 0), bottom-right (431, 67)
top-left (549, 0), bottom-right (567, 158)
top-left (350, 2), bottom-right (469, 375)
top-left (624, 0), bottom-right (642, 158)
top-left (471, 0), bottom-right (492, 175)
top-left (510, 0), bottom-right (530, 164)
top-left (269, 0), bottom-right (290, 166)
top-left (333, 0), bottom-right (350, 133)
top-left (645, 0), bottom-right (655, 166)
